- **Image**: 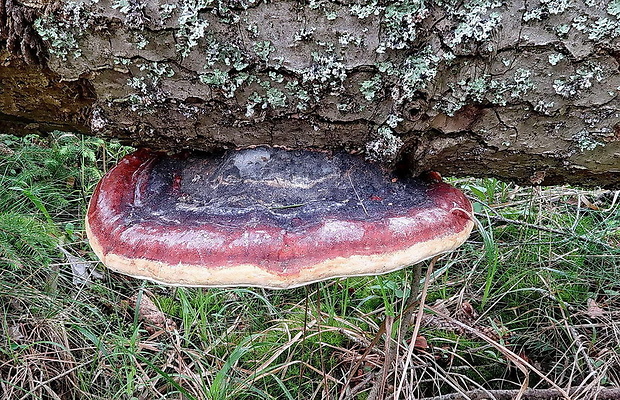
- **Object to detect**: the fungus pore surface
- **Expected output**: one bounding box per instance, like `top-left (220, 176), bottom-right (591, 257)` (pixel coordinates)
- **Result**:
top-left (86, 147), bottom-right (474, 289)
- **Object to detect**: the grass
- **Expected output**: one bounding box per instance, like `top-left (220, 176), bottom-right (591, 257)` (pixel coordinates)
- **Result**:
top-left (0, 133), bottom-right (619, 399)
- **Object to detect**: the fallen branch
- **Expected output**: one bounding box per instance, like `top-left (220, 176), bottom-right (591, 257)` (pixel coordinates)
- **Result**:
top-left (418, 387), bottom-right (620, 400)
top-left (427, 307), bottom-right (570, 399)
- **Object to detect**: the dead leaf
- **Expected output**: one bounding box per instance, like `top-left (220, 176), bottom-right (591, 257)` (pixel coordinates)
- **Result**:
top-left (66, 176), bottom-right (76, 188)
top-left (580, 196), bottom-right (600, 211)
top-left (8, 324), bottom-right (24, 342)
top-left (529, 170), bottom-right (546, 185)
top-left (131, 292), bottom-right (177, 334)
top-left (586, 298), bottom-right (605, 318)
top-left (413, 335), bottom-right (428, 350)
top-left (461, 300), bottom-right (478, 320)
top-left (58, 246), bottom-right (103, 286)
top-left (565, 195), bottom-right (600, 210)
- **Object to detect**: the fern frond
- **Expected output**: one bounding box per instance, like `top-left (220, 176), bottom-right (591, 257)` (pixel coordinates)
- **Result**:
top-left (0, 212), bottom-right (57, 269)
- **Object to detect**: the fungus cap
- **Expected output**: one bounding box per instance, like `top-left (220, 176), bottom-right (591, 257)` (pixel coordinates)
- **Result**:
top-left (86, 147), bottom-right (474, 289)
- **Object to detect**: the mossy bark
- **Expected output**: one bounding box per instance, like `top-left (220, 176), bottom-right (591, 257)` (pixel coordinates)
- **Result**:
top-left (1, 0), bottom-right (619, 187)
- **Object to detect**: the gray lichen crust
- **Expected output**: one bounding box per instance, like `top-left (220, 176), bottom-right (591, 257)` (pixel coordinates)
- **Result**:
top-left (3, 0), bottom-right (620, 186)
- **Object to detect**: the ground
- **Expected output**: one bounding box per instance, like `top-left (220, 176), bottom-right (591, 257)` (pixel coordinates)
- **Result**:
top-left (0, 133), bottom-right (619, 399)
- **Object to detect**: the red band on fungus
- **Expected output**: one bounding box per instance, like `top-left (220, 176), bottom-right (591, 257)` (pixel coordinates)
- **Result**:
top-left (86, 147), bottom-right (474, 289)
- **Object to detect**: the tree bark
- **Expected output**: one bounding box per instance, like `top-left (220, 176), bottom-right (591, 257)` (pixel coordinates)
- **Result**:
top-left (1, 0), bottom-right (619, 187)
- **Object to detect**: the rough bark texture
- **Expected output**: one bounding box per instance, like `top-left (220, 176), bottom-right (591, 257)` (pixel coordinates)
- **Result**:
top-left (1, 0), bottom-right (619, 187)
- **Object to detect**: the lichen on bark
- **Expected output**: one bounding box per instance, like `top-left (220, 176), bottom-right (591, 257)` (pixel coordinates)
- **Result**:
top-left (1, 0), bottom-right (619, 187)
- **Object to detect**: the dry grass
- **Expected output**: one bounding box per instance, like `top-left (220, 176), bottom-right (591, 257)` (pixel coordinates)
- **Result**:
top-left (1, 134), bottom-right (619, 399)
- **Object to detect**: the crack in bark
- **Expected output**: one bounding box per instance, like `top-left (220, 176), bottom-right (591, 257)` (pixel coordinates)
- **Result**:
top-left (0, 0), bottom-right (47, 64)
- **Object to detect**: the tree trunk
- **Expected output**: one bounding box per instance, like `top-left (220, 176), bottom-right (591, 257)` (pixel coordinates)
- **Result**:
top-left (1, 0), bottom-right (619, 187)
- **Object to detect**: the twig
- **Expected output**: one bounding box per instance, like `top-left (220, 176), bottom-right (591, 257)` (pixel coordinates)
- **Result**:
top-left (348, 174), bottom-right (369, 216)
top-left (394, 256), bottom-right (437, 399)
top-left (427, 307), bottom-right (570, 400)
top-left (339, 315), bottom-right (389, 400)
top-left (399, 260), bottom-right (424, 341)
top-left (418, 387), bottom-right (620, 400)
top-left (269, 203), bottom-right (305, 210)
top-left (346, 371), bottom-right (377, 399)
top-left (368, 257), bottom-right (439, 400)
top-left (369, 315), bottom-right (394, 400)
top-left (369, 262), bottom-right (424, 400)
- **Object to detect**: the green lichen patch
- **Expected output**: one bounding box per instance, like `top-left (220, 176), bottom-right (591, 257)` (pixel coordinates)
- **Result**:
top-left (435, 66), bottom-right (535, 115)
top-left (175, 1), bottom-right (212, 57)
top-left (447, 0), bottom-right (503, 51)
top-left (33, 2), bottom-right (89, 61)
top-left (573, 129), bottom-right (606, 152)
top-left (553, 62), bottom-right (604, 98)
top-left (548, 53), bottom-right (565, 65)
top-left (112, 59), bottom-right (177, 113)
top-left (398, 47), bottom-right (441, 103)
top-left (571, 8), bottom-right (620, 41)
top-left (523, 0), bottom-right (572, 21)
top-left (365, 125), bottom-right (404, 163)
top-left (359, 75), bottom-right (382, 101)
top-left (253, 41), bottom-right (276, 62)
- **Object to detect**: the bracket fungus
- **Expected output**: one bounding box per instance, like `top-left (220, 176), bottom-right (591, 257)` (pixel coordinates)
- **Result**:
top-left (86, 147), bottom-right (474, 289)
